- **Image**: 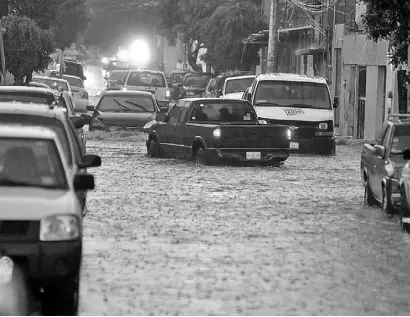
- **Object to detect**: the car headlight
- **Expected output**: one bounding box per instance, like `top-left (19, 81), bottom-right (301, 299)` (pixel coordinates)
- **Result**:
top-left (40, 215), bottom-right (80, 241)
top-left (318, 122), bottom-right (328, 130)
top-left (287, 128), bottom-right (291, 140)
top-left (213, 128), bottom-right (221, 138)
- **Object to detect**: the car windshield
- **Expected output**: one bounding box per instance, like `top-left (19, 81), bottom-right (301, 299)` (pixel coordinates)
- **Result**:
top-left (189, 102), bottom-right (257, 122)
top-left (0, 138), bottom-right (68, 190)
top-left (225, 78), bottom-right (255, 94)
top-left (254, 81), bottom-right (332, 110)
top-left (98, 95), bottom-right (156, 112)
top-left (127, 71), bottom-right (166, 87)
top-left (109, 71), bottom-right (128, 81)
top-left (0, 115), bottom-right (72, 165)
top-left (390, 125), bottom-right (410, 154)
top-left (63, 76), bottom-right (83, 88)
top-left (169, 73), bottom-right (186, 84)
top-left (0, 92), bottom-right (55, 105)
top-left (32, 78), bottom-right (69, 92)
top-left (183, 75), bottom-right (211, 88)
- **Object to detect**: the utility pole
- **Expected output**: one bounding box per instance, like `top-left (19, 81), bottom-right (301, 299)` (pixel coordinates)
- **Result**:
top-left (266, 0), bottom-right (281, 73)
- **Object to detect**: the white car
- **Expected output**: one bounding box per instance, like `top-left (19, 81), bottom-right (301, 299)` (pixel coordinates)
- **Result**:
top-left (0, 124), bottom-right (95, 315)
top-left (63, 75), bottom-right (89, 113)
top-left (222, 75), bottom-right (256, 99)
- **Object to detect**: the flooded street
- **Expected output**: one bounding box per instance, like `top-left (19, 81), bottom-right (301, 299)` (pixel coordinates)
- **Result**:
top-left (78, 65), bottom-right (410, 315)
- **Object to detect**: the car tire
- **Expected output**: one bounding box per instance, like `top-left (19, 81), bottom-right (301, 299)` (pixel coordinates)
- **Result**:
top-left (41, 275), bottom-right (79, 316)
top-left (400, 191), bottom-right (410, 233)
top-left (364, 181), bottom-right (378, 206)
top-left (382, 185), bottom-right (396, 215)
top-left (148, 139), bottom-right (160, 158)
top-left (195, 148), bottom-right (207, 166)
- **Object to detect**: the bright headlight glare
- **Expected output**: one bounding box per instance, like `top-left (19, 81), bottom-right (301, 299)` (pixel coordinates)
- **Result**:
top-left (287, 129), bottom-right (291, 139)
top-left (40, 215), bottom-right (80, 241)
top-left (213, 128), bottom-right (221, 138)
top-left (318, 122), bottom-right (328, 130)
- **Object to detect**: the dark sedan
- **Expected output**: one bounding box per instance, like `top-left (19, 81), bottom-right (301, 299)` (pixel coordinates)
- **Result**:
top-left (87, 90), bottom-right (160, 131)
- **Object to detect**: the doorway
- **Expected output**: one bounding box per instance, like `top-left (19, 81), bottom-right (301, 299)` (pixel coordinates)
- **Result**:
top-left (357, 67), bottom-right (366, 139)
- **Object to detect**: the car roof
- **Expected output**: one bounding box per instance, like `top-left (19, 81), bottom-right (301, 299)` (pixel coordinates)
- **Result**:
top-left (0, 124), bottom-right (58, 140)
top-left (0, 86), bottom-right (55, 94)
top-left (103, 90), bottom-right (153, 97)
top-left (256, 73), bottom-right (327, 84)
top-left (0, 101), bottom-right (68, 119)
top-left (33, 76), bottom-right (69, 84)
top-left (225, 75), bottom-right (256, 81)
top-left (386, 114), bottom-right (410, 125)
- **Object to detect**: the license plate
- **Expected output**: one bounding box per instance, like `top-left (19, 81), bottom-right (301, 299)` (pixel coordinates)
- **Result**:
top-left (246, 152), bottom-right (261, 160)
top-left (290, 142), bottom-right (299, 150)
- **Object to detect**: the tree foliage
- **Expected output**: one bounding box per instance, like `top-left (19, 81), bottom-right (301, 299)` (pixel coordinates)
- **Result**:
top-left (361, 0), bottom-right (410, 67)
top-left (2, 15), bottom-right (55, 84)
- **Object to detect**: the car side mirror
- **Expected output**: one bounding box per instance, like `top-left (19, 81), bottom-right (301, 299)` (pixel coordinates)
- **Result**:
top-left (80, 113), bottom-right (92, 125)
top-left (86, 105), bottom-right (95, 112)
top-left (374, 145), bottom-right (386, 158)
top-left (404, 148), bottom-right (410, 160)
top-left (333, 96), bottom-right (339, 108)
top-left (79, 154), bottom-right (102, 169)
top-left (70, 115), bottom-right (85, 129)
top-left (156, 112), bottom-right (166, 122)
top-left (247, 92), bottom-right (252, 102)
top-left (74, 173), bottom-right (95, 191)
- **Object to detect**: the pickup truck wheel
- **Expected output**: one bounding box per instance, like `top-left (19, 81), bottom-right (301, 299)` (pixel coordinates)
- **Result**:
top-left (382, 185), bottom-right (396, 215)
top-left (400, 193), bottom-right (410, 233)
top-left (195, 148), bottom-right (207, 165)
top-left (364, 182), bottom-right (378, 206)
top-left (41, 275), bottom-right (79, 316)
top-left (148, 139), bottom-right (160, 158)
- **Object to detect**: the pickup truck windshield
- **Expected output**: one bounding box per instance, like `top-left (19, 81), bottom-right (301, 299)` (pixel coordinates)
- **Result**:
top-left (391, 125), bottom-right (410, 154)
top-left (0, 138), bottom-right (68, 190)
top-left (254, 81), bottom-right (331, 110)
top-left (127, 71), bottom-right (166, 87)
top-left (190, 102), bottom-right (257, 122)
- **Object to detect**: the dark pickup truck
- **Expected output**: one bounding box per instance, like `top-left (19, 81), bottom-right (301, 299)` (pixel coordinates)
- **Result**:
top-left (361, 114), bottom-right (410, 214)
top-left (146, 98), bottom-right (291, 166)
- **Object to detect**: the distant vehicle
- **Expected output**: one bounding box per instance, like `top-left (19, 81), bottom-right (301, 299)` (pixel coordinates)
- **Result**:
top-left (122, 69), bottom-right (171, 112)
top-left (146, 98), bottom-right (291, 166)
top-left (64, 59), bottom-right (86, 81)
top-left (180, 72), bottom-right (213, 98)
top-left (87, 90), bottom-right (160, 131)
top-left (102, 60), bottom-right (131, 80)
top-left (63, 75), bottom-right (88, 113)
top-left (0, 124), bottom-right (96, 315)
top-left (361, 114), bottom-right (410, 215)
top-left (168, 69), bottom-right (191, 89)
top-left (32, 76), bottom-right (73, 97)
top-left (205, 71), bottom-right (252, 98)
top-left (243, 73), bottom-right (337, 155)
top-left (221, 75), bottom-right (256, 99)
top-left (105, 70), bottom-right (129, 91)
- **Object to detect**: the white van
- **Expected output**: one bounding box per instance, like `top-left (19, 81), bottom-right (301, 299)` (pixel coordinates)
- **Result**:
top-left (244, 73), bottom-right (338, 155)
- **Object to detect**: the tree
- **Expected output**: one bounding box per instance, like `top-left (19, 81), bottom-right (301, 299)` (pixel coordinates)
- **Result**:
top-left (9, 0), bottom-right (59, 29)
top-left (2, 15), bottom-right (55, 84)
top-left (200, 0), bottom-right (265, 72)
top-left (361, 0), bottom-right (410, 68)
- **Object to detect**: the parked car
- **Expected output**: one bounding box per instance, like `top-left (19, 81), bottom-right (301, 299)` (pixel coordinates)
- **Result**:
top-left (63, 75), bottom-right (88, 113)
top-left (205, 71), bottom-right (252, 98)
top-left (0, 102), bottom-right (100, 209)
top-left (32, 76), bottom-right (73, 98)
top-left (27, 82), bottom-right (52, 89)
top-left (64, 59), bottom-right (86, 81)
top-left (0, 124), bottom-right (95, 315)
top-left (122, 69), bottom-right (171, 112)
top-left (146, 98), bottom-right (291, 166)
top-left (87, 90), bottom-right (160, 131)
top-left (179, 72), bottom-right (213, 98)
top-left (0, 86), bottom-right (58, 105)
top-left (221, 75), bottom-right (256, 99)
top-left (243, 73), bottom-right (337, 155)
top-left (362, 114), bottom-right (410, 215)
top-left (105, 70), bottom-right (129, 91)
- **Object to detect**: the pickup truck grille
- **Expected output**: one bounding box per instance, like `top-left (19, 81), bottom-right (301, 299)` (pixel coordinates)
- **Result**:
top-left (266, 119), bottom-right (318, 139)
top-left (0, 221), bottom-right (39, 240)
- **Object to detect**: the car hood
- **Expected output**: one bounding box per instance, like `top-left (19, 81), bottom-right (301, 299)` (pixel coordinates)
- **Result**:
top-left (223, 92), bottom-right (243, 99)
top-left (0, 188), bottom-right (79, 220)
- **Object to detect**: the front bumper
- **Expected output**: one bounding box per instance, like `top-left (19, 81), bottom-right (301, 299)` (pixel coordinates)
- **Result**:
top-left (2, 240), bottom-right (82, 284)
top-left (290, 136), bottom-right (336, 154)
top-left (206, 148), bottom-right (289, 163)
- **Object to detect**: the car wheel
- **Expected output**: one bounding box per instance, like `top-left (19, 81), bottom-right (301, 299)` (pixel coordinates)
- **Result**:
top-left (148, 139), bottom-right (160, 158)
top-left (41, 275), bottom-right (79, 316)
top-left (195, 148), bottom-right (207, 166)
top-left (364, 181), bottom-right (378, 206)
top-left (400, 192), bottom-right (410, 233)
top-left (382, 185), bottom-right (396, 215)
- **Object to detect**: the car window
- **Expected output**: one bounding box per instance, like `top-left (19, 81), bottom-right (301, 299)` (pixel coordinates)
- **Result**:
top-left (63, 76), bottom-right (84, 88)
top-left (98, 95), bottom-right (156, 112)
top-left (178, 101), bottom-right (187, 122)
top-left (0, 137), bottom-right (69, 189)
top-left (390, 125), bottom-right (410, 154)
top-left (32, 78), bottom-right (69, 92)
top-left (126, 71), bottom-right (166, 87)
top-left (170, 73), bottom-right (185, 84)
top-left (168, 105), bottom-right (182, 124)
top-left (190, 102), bottom-right (257, 122)
top-left (225, 78), bottom-right (255, 94)
top-left (183, 74), bottom-right (211, 88)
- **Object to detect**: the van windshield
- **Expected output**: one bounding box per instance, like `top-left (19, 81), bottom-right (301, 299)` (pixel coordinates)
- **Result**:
top-left (254, 81), bottom-right (331, 110)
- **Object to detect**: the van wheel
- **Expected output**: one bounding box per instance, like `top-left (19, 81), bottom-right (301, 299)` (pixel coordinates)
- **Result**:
top-left (195, 148), bottom-right (207, 165)
top-left (364, 182), bottom-right (378, 206)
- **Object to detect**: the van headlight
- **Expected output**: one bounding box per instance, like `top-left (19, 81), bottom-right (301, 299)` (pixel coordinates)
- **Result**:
top-left (213, 128), bottom-right (221, 138)
top-left (40, 215), bottom-right (80, 241)
top-left (287, 128), bottom-right (291, 140)
top-left (318, 122), bottom-right (328, 130)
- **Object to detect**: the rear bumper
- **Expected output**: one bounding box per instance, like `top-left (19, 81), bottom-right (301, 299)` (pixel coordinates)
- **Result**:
top-left (206, 148), bottom-right (289, 163)
top-left (291, 136), bottom-right (336, 154)
top-left (2, 240), bottom-right (82, 285)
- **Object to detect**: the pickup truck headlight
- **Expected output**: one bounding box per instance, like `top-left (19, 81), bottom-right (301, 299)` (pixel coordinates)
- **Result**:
top-left (213, 128), bottom-right (221, 138)
top-left (318, 122), bottom-right (328, 130)
top-left (40, 215), bottom-right (80, 241)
